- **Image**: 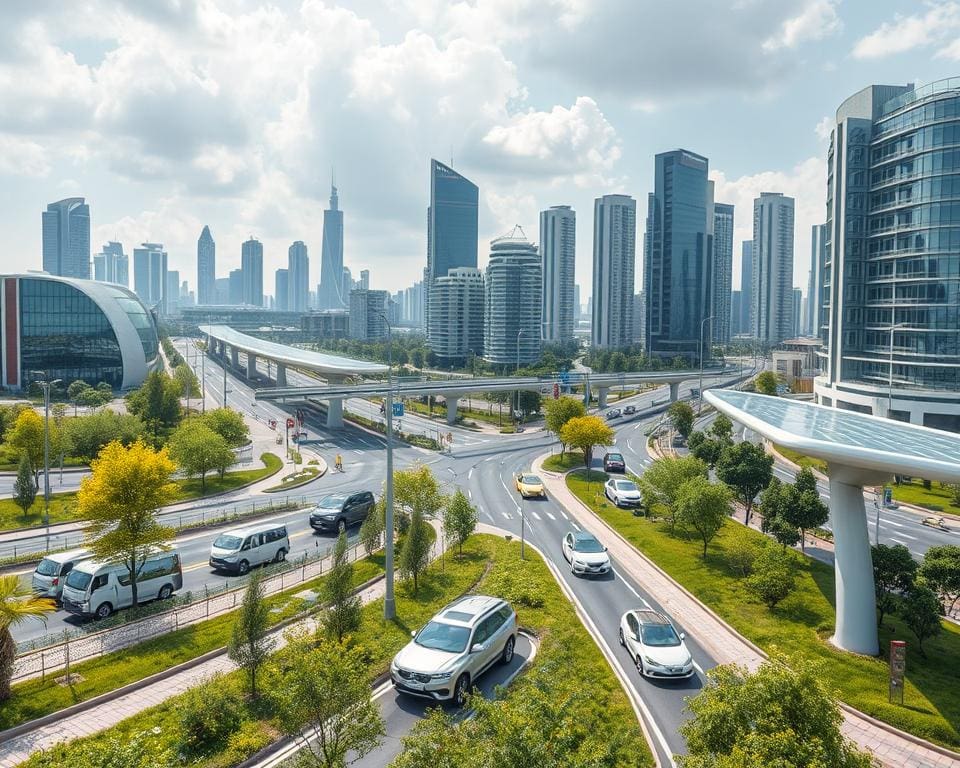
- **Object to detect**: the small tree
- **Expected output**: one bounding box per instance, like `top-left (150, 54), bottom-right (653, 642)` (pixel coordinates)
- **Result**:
top-left (872, 543), bottom-right (917, 628)
top-left (783, 469), bottom-right (829, 552)
top-left (755, 370), bottom-right (779, 396)
top-left (543, 396), bottom-right (586, 455)
top-left (918, 545), bottom-right (960, 616)
top-left (709, 413), bottom-right (734, 442)
top-left (228, 569), bottom-right (274, 698)
top-left (758, 478), bottom-right (800, 550)
top-left (125, 370), bottom-right (182, 434)
top-left (202, 407), bottom-right (250, 448)
top-left (5, 409), bottom-right (45, 487)
top-left (675, 476), bottom-right (730, 557)
top-left (900, 584), bottom-right (943, 657)
top-left (688, 432), bottom-right (725, 468)
top-left (392, 463), bottom-right (447, 530)
top-left (168, 420), bottom-right (233, 492)
top-left (67, 379), bottom-right (91, 416)
top-left (173, 363), bottom-right (200, 400)
top-left (443, 489), bottom-right (478, 556)
top-left (747, 544), bottom-right (795, 609)
top-left (559, 415), bottom-right (615, 467)
top-left (642, 455), bottom-right (708, 533)
top-left (716, 441), bottom-right (774, 525)
top-left (12, 453), bottom-right (36, 520)
top-left (0, 575), bottom-right (56, 701)
top-left (667, 401), bottom-right (695, 442)
top-left (399, 510), bottom-right (433, 594)
top-left (359, 499), bottom-right (385, 555)
top-left (322, 531), bottom-right (361, 643)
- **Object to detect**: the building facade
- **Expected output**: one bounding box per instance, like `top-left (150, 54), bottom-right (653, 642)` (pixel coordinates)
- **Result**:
top-left (349, 289), bottom-right (390, 340)
top-left (752, 193), bottom-right (795, 345)
top-left (318, 183), bottom-right (345, 309)
top-left (731, 290), bottom-right (742, 335)
top-left (540, 205), bottom-right (576, 343)
top-left (275, 269), bottom-right (289, 312)
top-left (792, 287), bottom-right (803, 338)
top-left (241, 238), bottom-right (263, 307)
top-left (197, 225), bottom-right (216, 305)
top-left (428, 267), bottom-right (485, 362)
top-left (133, 242), bottom-right (167, 315)
top-left (592, 194), bottom-right (637, 349)
top-left (484, 228), bottom-right (542, 365)
top-left (165, 270), bottom-right (181, 315)
top-left (288, 240), bottom-right (309, 313)
top-left (359, 269), bottom-right (370, 291)
top-left (93, 241), bottom-right (128, 287)
top-left (301, 310), bottom-right (350, 339)
top-left (712, 201), bottom-right (735, 343)
top-left (42, 198), bottom-right (90, 279)
top-left (740, 240), bottom-right (753, 336)
top-left (809, 223), bottom-right (826, 337)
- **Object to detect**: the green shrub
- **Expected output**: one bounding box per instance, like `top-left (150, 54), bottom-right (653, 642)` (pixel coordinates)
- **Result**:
top-left (222, 721), bottom-right (272, 764)
top-left (177, 675), bottom-right (246, 757)
top-left (746, 544), bottom-right (796, 609)
top-left (483, 554), bottom-right (547, 608)
top-left (726, 528), bottom-right (761, 577)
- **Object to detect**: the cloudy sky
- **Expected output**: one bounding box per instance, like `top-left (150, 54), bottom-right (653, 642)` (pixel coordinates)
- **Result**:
top-left (2, 0), bottom-right (958, 301)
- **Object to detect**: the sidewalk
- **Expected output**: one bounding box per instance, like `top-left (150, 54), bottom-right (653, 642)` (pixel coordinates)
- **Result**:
top-left (533, 454), bottom-right (960, 768)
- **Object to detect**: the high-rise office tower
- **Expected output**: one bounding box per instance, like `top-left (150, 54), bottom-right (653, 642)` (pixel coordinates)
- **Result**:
top-left (359, 269), bottom-right (370, 291)
top-left (426, 159), bottom-right (479, 343)
top-left (228, 269), bottom-right (244, 305)
top-left (713, 200), bottom-right (735, 344)
top-left (752, 193), bottom-right (795, 345)
top-left (403, 281), bottom-right (425, 326)
top-left (288, 240), bottom-right (309, 312)
top-left (197, 226), bottom-right (215, 305)
top-left (592, 194), bottom-right (636, 350)
top-left (428, 267), bottom-right (484, 362)
top-left (275, 269), bottom-right (289, 311)
top-left (318, 181), bottom-right (345, 309)
top-left (644, 150), bottom-right (713, 360)
top-left (540, 205), bottom-right (576, 344)
top-left (483, 227), bottom-right (542, 365)
top-left (42, 197), bottom-right (90, 279)
top-left (633, 291), bottom-right (646, 345)
top-left (166, 270), bottom-right (181, 315)
top-left (792, 287), bottom-right (803, 338)
top-left (349, 289), bottom-right (390, 340)
top-left (93, 241), bottom-right (127, 286)
top-left (574, 284), bottom-right (582, 321)
top-left (341, 267), bottom-right (352, 304)
top-left (809, 223), bottom-right (826, 337)
top-left (817, 81), bottom-right (960, 429)
top-left (731, 290), bottom-right (742, 335)
top-left (133, 242), bottom-right (167, 314)
top-left (740, 241), bottom-right (753, 336)
top-left (241, 238), bottom-right (263, 307)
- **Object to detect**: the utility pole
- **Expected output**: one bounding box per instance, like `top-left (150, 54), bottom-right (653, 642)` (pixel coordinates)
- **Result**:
top-left (698, 315), bottom-right (715, 415)
top-left (515, 329), bottom-right (523, 423)
top-left (40, 379), bottom-right (60, 552)
top-left (381, 314), bottom-right (396, 620)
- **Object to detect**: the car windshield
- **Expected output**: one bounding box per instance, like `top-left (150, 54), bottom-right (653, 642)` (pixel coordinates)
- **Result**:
top-left (607, 454), bottom-right (623, 462)
top-left (35, 558), bottom-right (62, 577)
top-left (640, 623), bottom-right (681, 647)
top-left (572, 536), bottom-right (605, 553)
top-left (415, 620), bottom-right (471, 653)
top-left (615, 480), bottom-right (638, 492)
top-left (521, 475), bottom-right (541, 485)
top-left (65, 570), bottom-right (92, 591)
top-left (318, 494), bottom-right (347, 509)
top-left (213, 534), bottom-right (242, 550)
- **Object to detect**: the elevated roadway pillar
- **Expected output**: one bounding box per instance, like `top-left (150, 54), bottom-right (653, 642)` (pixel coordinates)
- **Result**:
top-left (669, 382), bottom-right (680, 402)
top-left (247, 353), bottom-right (258, 380)
top-left (597, 387), bottom-right (609, 410)
top-left (231, 346), bottom-right (239, 369)
top-left (446, 396), bottom-right (459, 426)
top-left (276, 363), bottom-right (287, 387)
top-left (325, 374), bottom-right (345, 429)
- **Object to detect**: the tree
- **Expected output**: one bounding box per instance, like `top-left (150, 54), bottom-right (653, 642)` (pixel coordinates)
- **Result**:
top-left (559, 415), bottom-right (615, 467)
top-left (5, 409), bottom-right (45, 487)
top-left (709, 413), bottom-right (734, 442)
top-left (173, 363), bottom-right (200, 400)
top-left (269, 638), bottom-right (385, 768)
top-left (687, 431), bottom-right (725, 468)
top-left (392, 463), bottom-right (447, 531)
top-left (758, 478), bottom-right (800, 550)
top-left (783, 468), bottom-right (829, 553)
top-left (443, 489), bottom-right (477, 556)
top-left (755, 370), bottom-right (779, 396)
top-left (228, 569), bottom-right (274, 697)
top-left (359, 499), bottom-right (385, 555)
top-left (675, 477), bottom-right (730, 557)
top-left (202, 407), bottom-right (250, 448)
top-left (667, 400), bottom-right (695, 441)
top-left (12, 453), bottom-right (36, 520)
top-left (0, 575), bottom-right (56, 701)
top-left (900, 584), bottom-right (943, 657)
top-left (168, 420), bottom-right (233, 492)
top-left (871, 544), bottom-right (917, 628)
top-left (642, 456), bottom-right (708, 533)
top-left (679, 652), bottom-right (872, 768)
top-left (125, 370), bottom-right (182, 434)
top-left (78, 440), bottom-right (177, 609)
top-left (747, 544), bottom-right (795, 609)
top-left (716, 441), bottom-right (774, 525)
top-left (399, 510), bottom-right (432, 594)
top-left (543, 396), bottom-right (586, 454)
top-left (64, 410), bottom-right (145, 462)
top-left (322, 531), bottom-right (361, 643)
top-left (517, 389), bottom-right (541, 418)
top-left (67, 379), bottom-right (91, 416)
top-left (918, 545), bottom-right (960, 616)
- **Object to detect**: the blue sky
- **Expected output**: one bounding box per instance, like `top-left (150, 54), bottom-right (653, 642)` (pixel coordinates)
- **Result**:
top-left (1, 0), bottom-right (958, 302)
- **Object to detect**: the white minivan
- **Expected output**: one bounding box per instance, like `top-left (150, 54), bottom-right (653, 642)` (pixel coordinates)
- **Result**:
top-left (61, 549), bottom-right (183, 619)
top-left (209, 523), bottom-right (290, 575)
top-left (32, 548), bottom-right (91, 601)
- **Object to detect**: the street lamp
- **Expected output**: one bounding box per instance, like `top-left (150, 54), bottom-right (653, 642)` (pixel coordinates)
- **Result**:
top-left (38, 378), bottom-right (61, 551)
top-left (515, 329), bottom-right (523, 423)
top-left (698, 315), bottom-right (715, 414)
top-left (887, 322), bottom-right (908, 420)
top-left (380, 313), bottom-right (397, 620)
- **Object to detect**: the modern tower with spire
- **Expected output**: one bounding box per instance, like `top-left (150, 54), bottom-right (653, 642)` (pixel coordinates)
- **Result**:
top-left (197, 225), bottom-right (215, 305)
top-left (318, 178), bottom-right (345, 309)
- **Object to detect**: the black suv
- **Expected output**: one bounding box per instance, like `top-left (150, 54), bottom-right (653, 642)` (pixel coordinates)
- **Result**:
top-left (309, 491), bottom-right (375, 534)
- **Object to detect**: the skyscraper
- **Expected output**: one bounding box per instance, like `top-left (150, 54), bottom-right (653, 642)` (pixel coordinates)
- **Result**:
top-left (197, 225), bottom-right (215, 305)
top-left (792, 287), bottom-right (803, 338)
top-left (359, 269), bottom-right (370, 291)
top-left (241, 238), bottom-right (263, 306)
top-left (318, 182), bottom-right (345, 309)
top-left (349, 289), bottom-right (390, 340)
top-left (633, 291), bottom-right (646, 345)
top-left (426, 159), bottom-right (479, 343)
top-left (712, 201), bottom-right (735, 344)
top-left (228, 269), bottom-right (244, 305)
top-left (484, 227), bottom-right (542, 365)
top-left (93, 241), bottom-right (127, 286)
top-left (731, 290), bottom-right (742, 335)
top-left (341, 266), bottom-right (352, 304)
top-left (740, 241), bottom-right (753, 336)
top-left (166, 270), bottom-right (181, 315)
top-left (752, 193), bottom-right (795, 345)
top-left (574, 283), bottom-right (582, 321)
top-left (428, 267), bottom-right (485, 362)
top-left (133, 243), bottom-right (167, 314)
top-left (288, 240), bottom-right (309, 312)
top-left (275, 269), bottom-right (289, 311)
top-left (592, 194), bottom-right (636, 350)
top-left (644, 150), bottom-right (712, 360)
top-left (42, 197), bottom-right (90, 279)
top-left (540, 205), bottom-right (576, 344)
top-left (809, 223), bottom-right (826, 337)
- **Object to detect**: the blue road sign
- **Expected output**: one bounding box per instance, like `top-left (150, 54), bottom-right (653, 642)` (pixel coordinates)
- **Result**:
top-left (393, 402), bottom-right (404, 417)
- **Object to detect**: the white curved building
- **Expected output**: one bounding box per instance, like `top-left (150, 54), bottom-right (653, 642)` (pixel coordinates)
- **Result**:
top-left (1, 273), bottom-right (161, 391)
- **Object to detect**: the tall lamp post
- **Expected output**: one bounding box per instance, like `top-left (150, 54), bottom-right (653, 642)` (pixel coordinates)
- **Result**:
top-left (887, 322), bottom-right (908, 419)
top-left (698, 315), bottom-right (715, 414)
top-left (380, 313), bottom-right (396, 620)
top-left (515, 329), bottom-right (523, 423)
top-left (39, 378), bottom-right (61, 551)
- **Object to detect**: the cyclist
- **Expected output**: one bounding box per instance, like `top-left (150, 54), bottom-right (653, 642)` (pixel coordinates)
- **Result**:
top-left (334, 453), bottom-right (343, 472)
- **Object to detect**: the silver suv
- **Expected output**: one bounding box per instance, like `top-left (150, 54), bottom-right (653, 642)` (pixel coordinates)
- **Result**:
top-left (390, 595), bottom-right (517, 705)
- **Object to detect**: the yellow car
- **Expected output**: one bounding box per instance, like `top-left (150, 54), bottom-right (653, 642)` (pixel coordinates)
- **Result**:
top-left (515, 473), bottom-right (546, 499)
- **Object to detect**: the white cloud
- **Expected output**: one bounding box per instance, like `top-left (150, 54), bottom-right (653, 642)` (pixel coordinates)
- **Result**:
top-left (0, 136), bottom-right (51, 177)
top-left (815, 115), bottom-right (832, 142)
top-left (852, 2), bottom-right (960, 59)
top-left (763, 0), bottom-right (841, 51)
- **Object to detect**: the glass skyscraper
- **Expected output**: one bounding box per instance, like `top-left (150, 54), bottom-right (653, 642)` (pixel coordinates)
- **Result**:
top-left (288, 240), bottom-right (309, 312)
top-left (740, 241), bottom-right (753, 336)
top-left (752, 192), bottom-right (795, 345)
top-left (540, 205), bottom-right (576, 343)
top-left (42, 197), bottom-right (90, 279)
top-left (318, 182), bottom-right (345, 309)
top-left (197, 225), bottom-right (216, 305)
top-left (241, 237), bottom-right (263, 307)
top-left (817, 80), bottom-right (960, 431)
top-left (593, 194), bottom-right (636, 349)
top-left (712, 200), bottom-right (735, 344)
top-left (484, 228), bottom-right (542, 365)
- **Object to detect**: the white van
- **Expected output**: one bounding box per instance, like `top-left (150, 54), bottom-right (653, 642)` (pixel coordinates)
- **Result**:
top-left (61, 549), bottom-right (183, 619)
top-left (209, 522), bottom-right (290, 575)
top-left (32, 548), bottom-right (91, 600)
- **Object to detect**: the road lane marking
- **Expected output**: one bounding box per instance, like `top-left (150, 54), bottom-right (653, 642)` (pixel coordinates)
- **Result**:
top-left (570, 520), bottom-right (581, 531)
top-left (891, 531), bottom-right (917, 540)
top-left (502, 512), bottom-right (512, 520)
top-left (530, 511), bottom-right (542, 520)
top-left (545, 511), bottom-right (556, 520)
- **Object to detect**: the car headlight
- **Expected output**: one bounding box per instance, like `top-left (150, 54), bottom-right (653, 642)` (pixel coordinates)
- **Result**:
top-left (572, 559), bottom-right (585, 568)
top-left (643, 656), bottom-right (659, 666)
top-left (430, 671), bottom-right (453, 680)
top-left (223, 555), bottom-right (238, 562)
top-left (323, 514), bottom-right (337, 520)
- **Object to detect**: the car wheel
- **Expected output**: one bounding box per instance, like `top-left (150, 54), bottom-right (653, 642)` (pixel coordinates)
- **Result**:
top-left (337, 518), bottom-right (347, 535)
top-left (636, 655), bottom-right (644, 675)
top-left (95, 603), bottom-right (112, 619)
top-left (158, 584), bottom-right (173, 600)
top-left (618, 627), bottom-right (625, 647)
top-left (453, 673), bottom-right (471, 707)
top-left (238, 559), bottom-right (250, 575)
top-left (275, 548), bottom-right (287, 563)
top-left (501, 635), bottom-right (515, 665)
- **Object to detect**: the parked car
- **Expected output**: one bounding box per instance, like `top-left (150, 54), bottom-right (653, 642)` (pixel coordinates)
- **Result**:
top-left (515, 472), bottom-right (546, 499)
top-left (391, 595), bottom-right (517, 705)
top-left (623, 405), bottom-right (637, 416)
top-left (603, 452), bottom-right (626, 473)
top-left (618, 608), bottom-right (694, 679)
top-left (209, 522), bottom-right (289, 574)
top-left (561, 531), bottom-right (611, 576)
top-left (604, 408), bottom-right (622, 420)
top-left (32, 548), bottom-right (91, 601)
top-left (309, 491), bottom-right (376, 534)
top-left (605, 477), bottom-right (642, 508)
top-left (61, 548), bottom-right (182, 619)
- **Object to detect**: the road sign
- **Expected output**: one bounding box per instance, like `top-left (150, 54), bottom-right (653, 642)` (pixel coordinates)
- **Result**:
top-left (883, 487), bottom-right (893, 507)
top-left (285, 417), bottom-right (295, 429)
top-left (393, 402), bottom-right (404, 417)
top-left (889, 640), bottom-right (906, 705)
top-left (559, 370), bottom-right (570, 385)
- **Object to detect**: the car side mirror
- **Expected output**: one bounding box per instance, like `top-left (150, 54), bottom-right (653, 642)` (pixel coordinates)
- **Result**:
top-left (471, 643), bottom-right (486, 654)
top-left (603, 546), bottom-right (608, 552)
top-left (410, 630), bottom-right (416, 638)
top-left (679, 632), bottom-right (686, 640)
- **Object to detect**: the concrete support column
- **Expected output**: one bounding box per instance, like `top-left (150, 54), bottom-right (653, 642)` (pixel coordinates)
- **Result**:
top-left (597, 387), bottom-right (609, 410)
top-left (669, 382), bottom-right (680, 402)
top-left (828, 464), bottom-right (886, 656)
top-left (446, 396), bottom-right (459, 426)
top-left (326, 397), bottom-right (344, 429)
top-left (247, 353), bottom-right (258, 380)
top-left (230, 347), bottom-right (239, 369)
top-left (276, 363), bottom-right (287, 387)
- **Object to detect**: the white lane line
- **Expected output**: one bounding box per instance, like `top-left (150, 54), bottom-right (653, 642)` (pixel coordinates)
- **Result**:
top-left (612, 568), bottom-right (648, 606)
top-left (468, 468), bottom-right (473, 480)
top-left (545, 511), bottom-right (556, 520)
top-left (502, 512), bottom-right (512, 520)
top-left (483, 508), bottom-right (494, 522)
top-left (560, 510), bottom-right (569, 520)
top-left (530, 511), bottom-right (542, 520)
top-left (889, 536), bottom-right (909, 546)
top-left (353, 450), bottom-right (363, 456)
top-left (468, 489), bottom-right (473, 500)
top-left (570, 520), bottom-right (581, 531)
top-left (884, 519), bottom-right (905, 528)
top-left (891, 531), bottom-right (917, 540)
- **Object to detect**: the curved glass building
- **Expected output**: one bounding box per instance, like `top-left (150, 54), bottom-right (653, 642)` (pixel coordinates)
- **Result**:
top-left (816, 80), bottom-right (960, 432)
top-left (2, 273), bottom-right (160, 391)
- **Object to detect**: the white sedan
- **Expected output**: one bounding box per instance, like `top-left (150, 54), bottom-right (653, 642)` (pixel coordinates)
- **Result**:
top-left (618, 608), bottom-right (695, 679)
top-left (604, 477), bottom-right (642, 508)
top-left (561, 531), bottom-right (611, 576)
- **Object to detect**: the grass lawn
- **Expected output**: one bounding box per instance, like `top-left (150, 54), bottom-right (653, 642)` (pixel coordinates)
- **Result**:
top-left (773, 443), bottom-right (829, 475)
top-left (263, 465), bottom-right (320, 492)
top-left (0, 491), bottom-right (83, 530)
top-left (169, 452), bottom-right (282, 501)
top-left (890, 479), bottom-right (960, 513)
top-left (19, 535), bottom-right (653, 768)
top-left (542, 450), bottom-right (586, 472)
top-left (567, 468), bottom-right (960, 750)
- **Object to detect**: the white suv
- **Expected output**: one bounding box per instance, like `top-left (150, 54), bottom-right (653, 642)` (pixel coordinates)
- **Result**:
top-left (391, 595), bottom-right (517, 705)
